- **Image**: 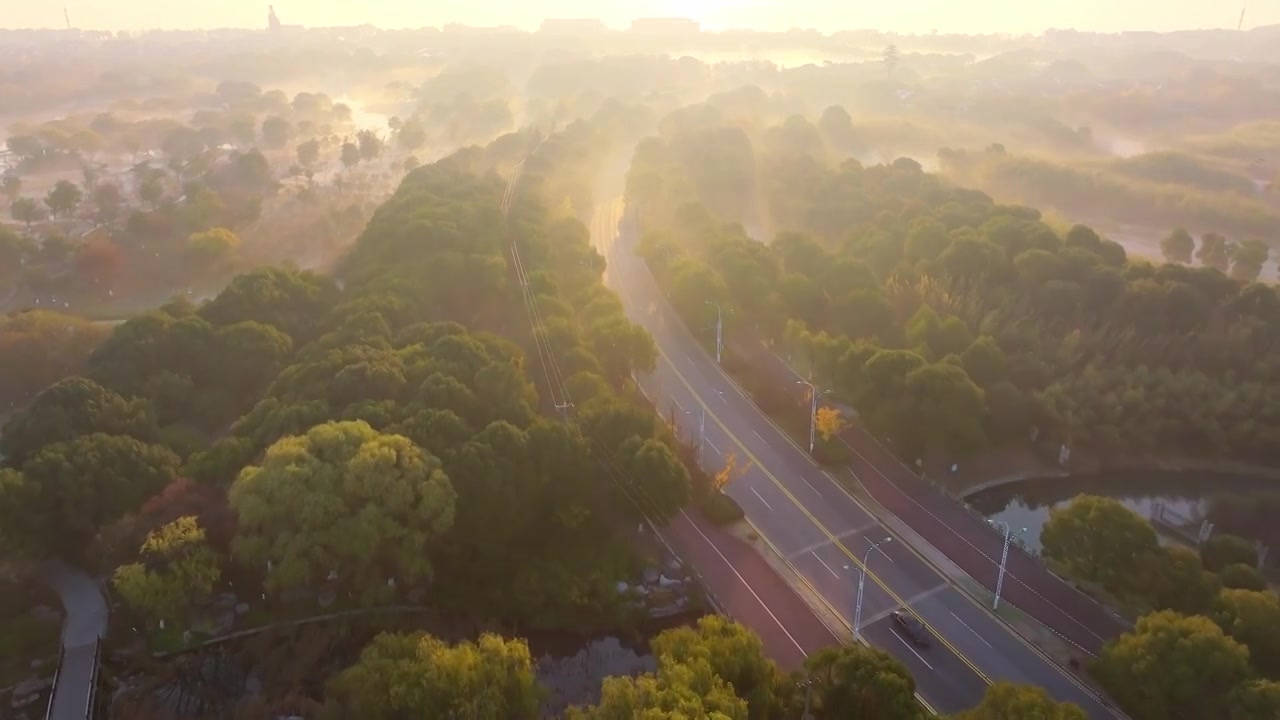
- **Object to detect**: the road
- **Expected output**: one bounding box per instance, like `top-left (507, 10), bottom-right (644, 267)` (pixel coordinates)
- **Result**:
top-left (716, 275), bottom-right (1130, 658)
top-left (589, 198), bottom-right (1120, 717)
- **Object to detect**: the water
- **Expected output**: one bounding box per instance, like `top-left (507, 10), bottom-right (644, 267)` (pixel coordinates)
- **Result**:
top-left (967, 470), bottom-right (1275, 554)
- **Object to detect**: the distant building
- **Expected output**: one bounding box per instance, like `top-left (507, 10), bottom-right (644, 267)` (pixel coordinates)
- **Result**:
top-left (537, 18), bottom-right (608, 35)
top-left (267, 5), bottom-right (280, 32)
top-left (629, 17), bottom-right (700, 35)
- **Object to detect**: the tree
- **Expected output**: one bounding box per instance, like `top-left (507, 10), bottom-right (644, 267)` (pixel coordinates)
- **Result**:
top-left (954, 682), bottom-right (1086, 720)
top-left (568, 657), bottom-right (748, 720)
top-left (1229, 680), bottom-right (1280, 720)
top-left (91, 181), bottom-right (123, 224)
top-left (10, 197), bottom-right (45, 228)
top-left (1220, 564), bottom-right (1268, 592)
top-left (10, 433), bottom-right (180, 554)
top-left (882, 45), bottom-right (901, 78)
top-left (44, 179), bottom-right (82, 218)
top-left (187, 227), bottom-right (241, 266)
top-left (650, 616), bottom-right (786, 718)
top-left (404, 155), bottom-right (421, 173)
top-left (960, 336), bottom-right (1008, 386)
top-left (1230, 240), bottom-right (1270, 283)
top-left (0, 376), bottom-right (154, 467)
top-left (712, 451), bottom-right (750, 493)
top-left (138, 170), bottom-right (165, 208)
top-left (585, 317), bottom-right (656, 386)
top-left (804, 644), bottom-right (924, 719)
top-left (1094, 611), bottom-right (1253, 720)
top-left (1161, 228), bottom-right (1195, 264)
top-left (1040, 495), bottom-right (1158, 596)
top-left (340, 141), bottom-right (360, 168)
top-left (1197, 232), bottom-right (1233, 272)
top-left (228, 421), bottom-right (456, 602)
top-left (1203, 534), bottom-right (1259, 573)
top-left (0, 311), bottom-right (111, 409)
top-left (0, 225), bottom-right (33, 280)
top-left (261, 116), bottom-right (291, 149)
top-left (296, 138), bottom-right (320, 171)
top-left (111, 515), bottom-right (221, 625)
top-left (324, 632), bottom-right (541, 720)
top-left (1140, 545), bottom-right (1220, 615)
top-left (815, 406), bottom-right (844, 441)
top-left (198, 266), bottom-right (339, 343)
top-left (396, 116), bottom-right (428, 151)
top-left (356, 129), bottom-right (384, 161)
top-left (1213, 589), bottom-right (1280, 679)
top-left (617, 436), bottom-right (691, 520)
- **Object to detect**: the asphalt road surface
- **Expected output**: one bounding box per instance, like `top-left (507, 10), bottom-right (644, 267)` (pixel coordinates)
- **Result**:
top-left (589, 198), bottom-right (1121, 718)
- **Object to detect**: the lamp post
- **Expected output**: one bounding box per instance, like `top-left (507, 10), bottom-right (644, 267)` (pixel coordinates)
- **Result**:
top-left (796, 380), bottom-right (830, 454)
top-left (990, 520), bottom-right (1026, 611)
top-left (705, 301), bottom-right (724, 364)
top-left (845, 537), bottom-right (892, 641)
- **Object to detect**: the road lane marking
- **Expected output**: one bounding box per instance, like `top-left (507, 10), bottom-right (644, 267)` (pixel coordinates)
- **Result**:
top-left (862, 584), bottom-right (951, 626)
top-left (753, 429), bottom-right (766, 442)
top-left (785, 522), bottom-right (883, 560)
top-left (751, 487), bottom-right (774, 511)
top-left (671, 397), bottom-right (684, 414)
top-left (950, 611), bottom-right (992, 648)
top-left (800, 475), bottom-right (822, 495)
top-left (811, 551), bottom-right (840, 579)
top-left (889, 629), bottom-right (935, 670)
top-left (679, 511), bottom-right (809, 657)
top-left (650, 340), bottom-right (994, 685)
top-left (704, 438), bottom-right (722, 458)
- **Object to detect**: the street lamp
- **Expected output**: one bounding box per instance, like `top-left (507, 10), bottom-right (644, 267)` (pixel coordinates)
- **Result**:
top-left (990, 520), bottom-right (1026, 611)
top-left (845, 537), bottom-right (892, 641)
top-left (705, 301), bottom-right (724, 364)
top-left (796, 380), bottom-right (831, 454)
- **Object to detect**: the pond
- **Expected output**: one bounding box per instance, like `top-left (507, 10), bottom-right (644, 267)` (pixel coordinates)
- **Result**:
top-left (966, 470), bottom-right (1277, 555)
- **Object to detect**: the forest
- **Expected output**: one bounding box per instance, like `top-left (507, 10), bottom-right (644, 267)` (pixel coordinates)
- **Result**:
top-left (628, 106), bottom-right (1280, 466)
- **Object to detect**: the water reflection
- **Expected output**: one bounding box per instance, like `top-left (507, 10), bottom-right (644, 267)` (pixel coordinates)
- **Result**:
top-left (967, 471), bottom-right (1270, 554)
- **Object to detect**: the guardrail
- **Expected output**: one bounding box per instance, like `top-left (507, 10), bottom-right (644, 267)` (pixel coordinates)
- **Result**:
top-left (43, 644), bottom-right (66, 720)
top-left (84, 639), bottom-right (102, 720)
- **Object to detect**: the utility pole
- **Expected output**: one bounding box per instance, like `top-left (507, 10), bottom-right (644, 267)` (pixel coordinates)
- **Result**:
top-left (990, 520), bottom-right (1025, 611)
top-left (705, 301), bottom-right (723, 364)
top-left (799, 676), bottom-right (816, 720)
top-left (846, 537), bottom-right (892, 641)
top-left (795, 380), bottom-right (829, 454)
top-left (555, 402), bottom-right (573, 423)
top-left (698, 406), bottom-right (706, 466)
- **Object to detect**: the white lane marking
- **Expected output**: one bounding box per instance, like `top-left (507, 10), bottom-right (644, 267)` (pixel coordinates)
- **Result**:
top-left (672, 397), bottom-right (684, 414)
top-left (868, 536), bottom-right (895, 564)
top-left (751, 487), bottom-right (774, 511)
top-left (800, 476), bottom-right (822, 495)
top-left (752, 429), bottom-right (766, 442)
top-left (705, 438), bottom-right (722, 458)
top-left (811, 550), bottom-right (840, 579)
top-left (687, 354), bottom-right (696, 366)
top-left (679, 511), bottom-right (810, 656)
top-left (890, 629), bottom-right (935, 670)
top-left (949, 610), bottom-right (992, 648)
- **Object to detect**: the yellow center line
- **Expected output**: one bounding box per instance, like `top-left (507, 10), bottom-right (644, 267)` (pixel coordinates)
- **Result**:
top-left (653, 343), bottom-right (994, 686)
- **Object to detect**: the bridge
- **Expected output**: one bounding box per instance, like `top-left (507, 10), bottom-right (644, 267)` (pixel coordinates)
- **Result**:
top-left (45, 639), bottom-right (102, 720)
top-left (42, 562), bottom-right (107, 720)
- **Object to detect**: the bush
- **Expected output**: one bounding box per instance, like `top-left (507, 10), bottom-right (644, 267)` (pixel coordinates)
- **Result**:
top-left (1202, 534), bottom-right (1258, 573)
top-left (699, 491), bottom-right (745, 526)
top-left (1219, 563), bottom-right (1268, 592)
top-left (813, 436), bottom-right (852, 466)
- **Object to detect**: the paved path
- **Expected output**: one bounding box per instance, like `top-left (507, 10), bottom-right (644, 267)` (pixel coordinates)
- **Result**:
top-left (42, 560), bottom-right (106, 720)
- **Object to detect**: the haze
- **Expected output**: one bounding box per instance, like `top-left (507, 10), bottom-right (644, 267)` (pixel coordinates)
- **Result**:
top-left (9, 0), bottom-right (1277, 33)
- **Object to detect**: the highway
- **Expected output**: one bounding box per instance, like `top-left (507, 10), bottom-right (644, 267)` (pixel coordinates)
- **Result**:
top-left (589, 197), bottom-right (1120, 717)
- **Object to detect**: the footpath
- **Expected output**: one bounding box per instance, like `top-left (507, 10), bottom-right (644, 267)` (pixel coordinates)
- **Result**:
top-left (42, 560), bottom-right (107, 720)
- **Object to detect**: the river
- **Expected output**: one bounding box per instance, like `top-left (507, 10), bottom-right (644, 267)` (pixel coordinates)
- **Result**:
top-left (967, 470), bottom-right (1276, 554)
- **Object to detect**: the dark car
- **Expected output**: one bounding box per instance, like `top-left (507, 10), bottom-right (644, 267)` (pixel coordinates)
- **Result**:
top-left (891, 610), bottom-right (931, 648)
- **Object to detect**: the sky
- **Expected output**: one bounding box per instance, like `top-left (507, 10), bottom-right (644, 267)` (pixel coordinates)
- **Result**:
top-left (4, 0), bottom-right (1276, 34)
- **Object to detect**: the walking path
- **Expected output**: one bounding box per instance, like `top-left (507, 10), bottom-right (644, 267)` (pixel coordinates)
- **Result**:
top-left (42, 560), bottom-right (106, 720)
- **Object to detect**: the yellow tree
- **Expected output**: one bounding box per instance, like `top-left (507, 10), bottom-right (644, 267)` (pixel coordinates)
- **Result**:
top-left (815, 406), bottom-right (845, 442)
top-left (713, 451), bottom-right (751, 493)
top-left (112, 515), bottom-right (221, 625)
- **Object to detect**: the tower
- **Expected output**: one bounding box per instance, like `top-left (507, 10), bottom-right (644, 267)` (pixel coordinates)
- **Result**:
top-left (268, 5), bottom-right (281, 32)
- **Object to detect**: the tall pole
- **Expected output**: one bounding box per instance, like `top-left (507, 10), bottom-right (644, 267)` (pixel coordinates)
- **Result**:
top-left (698, 406), bottom-right (706, 466)
top-left (795, 381), bottom-right (829, 454)
top-left (706, 301), bottom-right (723, 364)
top-left (991, 521), bottom-right (1024, 611)
top-left (848, 537), bottom-right (892, 641)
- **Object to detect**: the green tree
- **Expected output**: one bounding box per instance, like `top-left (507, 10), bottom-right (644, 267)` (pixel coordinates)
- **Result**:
top-left (1040, 495), bottom-right (1158, 595)
top-left (10, 197), bottom-right (46, 228)
top-left (138, 170), bottom-right (165, 207)
top-left (340, 141), bottom-right (360, 168)
top-left (1196, 232), bottom-right (1233, 272)
top-left (617, 436), bottom-right (691, 521)
top-left (396, 116), bottom-right (428, 151)
top-left (882, 44), bottom-right (900, 78)
top-left (1203, 534), bottom-right (1259, 573)
top-left (296, 138), bottom-right (320, 169)
top-left (1221, 564), bottom-right (1268, 592)
top-left (586, 317), bottom-right (657, 387)
top-left (0, 376), bottom-right (154, 466)
top-left (357, 129), bottom-right (384, 161)
top-left (959, 336), bottom-right (1008, 387)
top-left (1094, 611), bottom-right (1253, 720)
top-left (324, 632), bottom-right (541, 720)
top-left (228, 420), bottom-right (456, 602)
top-left (568, 657), bottom-right (748, 720)
top-left (44, 179), bottom-right (83, 218)
top-left (111, 515), bottom-right (221, 625)
top-left (187, 227), bottom-right (241, 266)
top-left (1161, 228), bottom-right (1195, 264)
top-left (1229, 680), bottom-right (1280, 720)
top-left (953, 682), bottom-right (1086, 720)
top-left (1213, 589), bottom-right (1280, 679)
top-left (2, 173), bottom-right (22, 204)
top-left (198, 266), bottom-right (339, 343)
top-left (0, 311), bottom-right (111, 409)
top-left (1230, 240), bottom-right (1270, 283)
top-left (804, 644), bottom-right (924, 719)
top-left (650, 616), bottom-right (786, 719)
top-left (1141, 545), bottom-right (1220, 615)
top-left (11, 433), bottom-right (180, 554)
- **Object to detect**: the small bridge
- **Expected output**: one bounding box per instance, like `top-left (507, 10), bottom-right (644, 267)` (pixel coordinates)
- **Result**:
top-left (1151, 502), bottom-right (1213, 546)
top-left (45, 638), bottom-right (102, 720)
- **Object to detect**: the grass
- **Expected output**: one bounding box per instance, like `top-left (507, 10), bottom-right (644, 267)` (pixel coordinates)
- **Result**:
top-left (0, 577), bottom-right (61, 687)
